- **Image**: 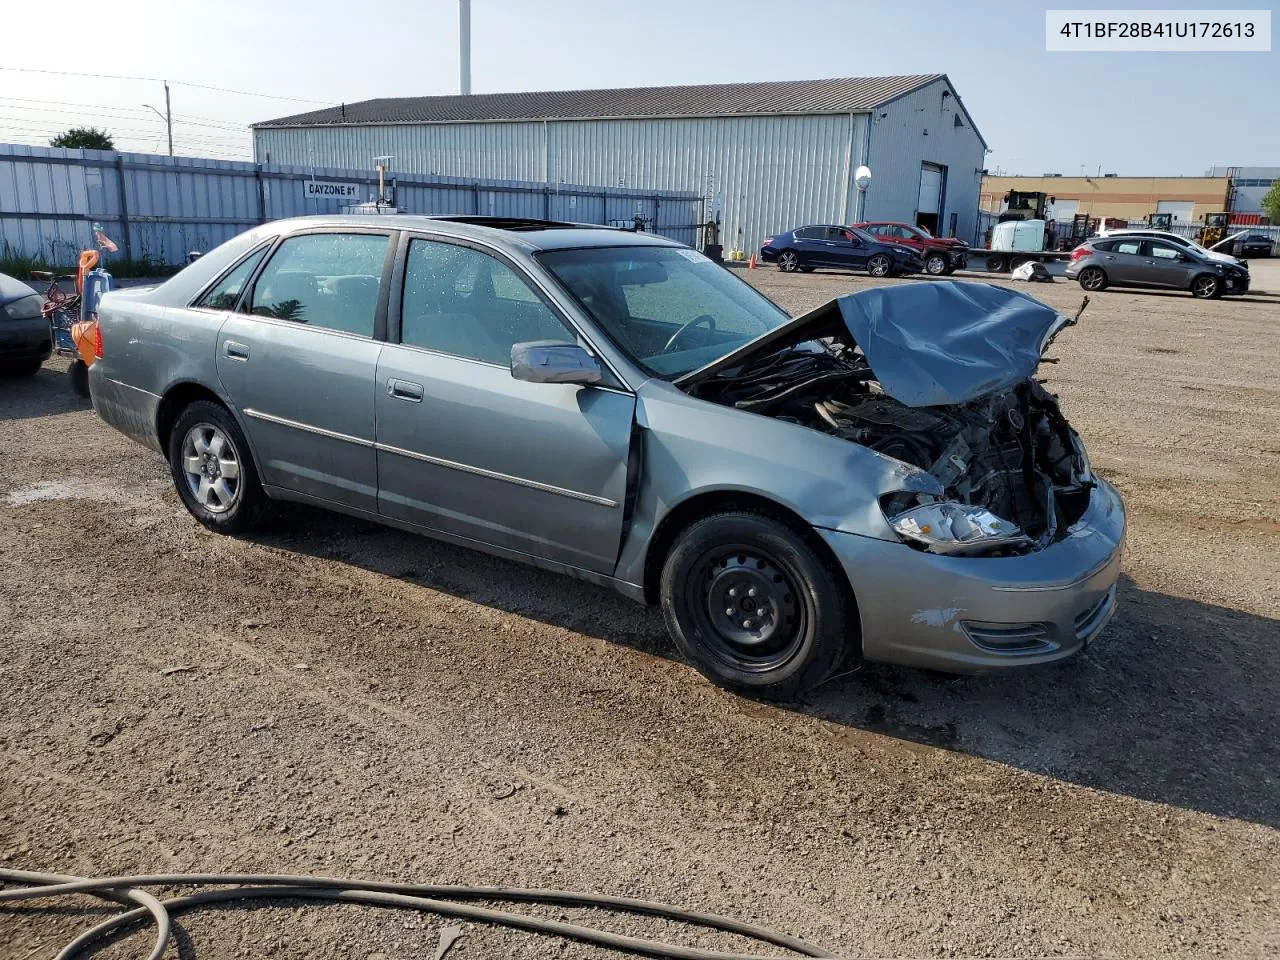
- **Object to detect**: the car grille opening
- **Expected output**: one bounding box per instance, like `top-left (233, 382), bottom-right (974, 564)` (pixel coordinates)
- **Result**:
top-left (1074, 586), bottom-right (1116, 642)
top-left (963, 622), bottom-right (1052, 653)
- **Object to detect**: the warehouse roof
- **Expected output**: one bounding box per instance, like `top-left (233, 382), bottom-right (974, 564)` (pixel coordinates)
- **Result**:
top-left (254, 75), bottom-right (945, 128)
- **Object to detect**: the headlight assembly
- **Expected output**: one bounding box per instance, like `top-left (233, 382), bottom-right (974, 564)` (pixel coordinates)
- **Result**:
top-left (888, 501), bottom-right (1032, 555)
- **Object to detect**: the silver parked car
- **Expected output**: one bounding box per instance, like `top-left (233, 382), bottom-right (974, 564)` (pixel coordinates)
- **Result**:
top-left (1067, 235), bottom-right (1250, 298)
top-left (90, 215), bottom-right (1124, 697)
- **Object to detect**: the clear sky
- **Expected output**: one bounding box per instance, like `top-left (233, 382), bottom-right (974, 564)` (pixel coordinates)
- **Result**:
top-left (2, 0), bottom-right (1276, 173)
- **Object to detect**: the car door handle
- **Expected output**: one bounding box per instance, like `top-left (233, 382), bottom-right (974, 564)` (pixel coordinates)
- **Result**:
top-left (224, 340), bottom-right (250, 360)
top-left (388, 378), bottom-right (424, 402)
top-left (1103, 255), bottom-right (1116, 260)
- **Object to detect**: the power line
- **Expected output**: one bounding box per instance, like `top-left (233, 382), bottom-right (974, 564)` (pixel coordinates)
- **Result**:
top-left (0, 66), bottom-right (328, 104)
top-left (0, 102), bottom-right (249, 132)
top-left (0, 96), bottom-right (256, 130)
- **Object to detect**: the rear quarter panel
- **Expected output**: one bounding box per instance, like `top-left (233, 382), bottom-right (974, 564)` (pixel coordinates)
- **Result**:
top-left (92, 294), bottom-right (228, 453)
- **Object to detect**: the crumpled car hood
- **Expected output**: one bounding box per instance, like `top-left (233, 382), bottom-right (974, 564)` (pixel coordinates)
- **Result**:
top-left (677, 281), bottom-right (1070, 408)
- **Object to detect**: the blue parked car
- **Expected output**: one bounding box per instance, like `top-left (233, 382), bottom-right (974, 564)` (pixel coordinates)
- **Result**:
top-left (760, 225), bottom-right (923, 277)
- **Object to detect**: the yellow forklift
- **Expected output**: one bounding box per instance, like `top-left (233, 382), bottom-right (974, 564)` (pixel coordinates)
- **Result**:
top-left (1197, 212), bottom-right (1230, 247)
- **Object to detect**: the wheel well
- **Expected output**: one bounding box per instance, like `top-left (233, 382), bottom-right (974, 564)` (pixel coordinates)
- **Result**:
top-left (641, 490), bottom-right (857, 617)
top-left (156, 382), bottom-right (226, 450)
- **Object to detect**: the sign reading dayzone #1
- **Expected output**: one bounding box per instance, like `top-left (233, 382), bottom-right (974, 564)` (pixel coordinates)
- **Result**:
top-left (304, 180), bottom-right (362, 200)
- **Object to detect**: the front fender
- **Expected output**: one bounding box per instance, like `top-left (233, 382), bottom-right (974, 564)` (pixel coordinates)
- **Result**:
top-left (613, 379), bottom-right (939, 587)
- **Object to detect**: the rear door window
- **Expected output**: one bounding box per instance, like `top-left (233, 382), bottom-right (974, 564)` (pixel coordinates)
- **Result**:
top-left (249, 233), bottom-right (390, 337)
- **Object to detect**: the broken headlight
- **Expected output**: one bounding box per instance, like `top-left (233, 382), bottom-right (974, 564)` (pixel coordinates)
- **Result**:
top-left (888, 502), bottom-right (1032, 556)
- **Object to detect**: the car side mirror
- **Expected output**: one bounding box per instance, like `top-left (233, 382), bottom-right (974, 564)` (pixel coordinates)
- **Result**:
top-left (510, 341), bottom-right (602, 385)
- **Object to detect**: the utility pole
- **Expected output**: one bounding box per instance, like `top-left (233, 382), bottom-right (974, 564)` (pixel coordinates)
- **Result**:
top-left (143, 90), bottom-right (174, 157)
top-left (459, 0), bottom-right (471, 94)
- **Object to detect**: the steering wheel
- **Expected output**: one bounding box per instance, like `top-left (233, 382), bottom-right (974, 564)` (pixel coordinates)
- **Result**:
top-left (662, 314), bottom-right (716, 353)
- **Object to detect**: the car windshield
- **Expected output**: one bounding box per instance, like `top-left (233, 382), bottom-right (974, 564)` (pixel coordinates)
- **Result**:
top-left (538, 245), bottom-right (792, 379)
top-left (909, 224), bottom-right (933, 238)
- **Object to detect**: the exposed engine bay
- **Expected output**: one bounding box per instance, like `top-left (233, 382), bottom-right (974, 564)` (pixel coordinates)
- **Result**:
top-left (686, 339), bottom-right (1095, 555)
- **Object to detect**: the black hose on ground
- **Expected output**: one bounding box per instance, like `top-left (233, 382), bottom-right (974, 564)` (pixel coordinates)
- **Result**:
top-left (0, 868), bottom-right (839, 960)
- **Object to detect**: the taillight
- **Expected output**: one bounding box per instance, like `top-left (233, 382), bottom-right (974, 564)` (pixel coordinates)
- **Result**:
top-left (93, 323), bottom-right (104, 359)
top-left (1070, 245), bottom-right (1092, 261)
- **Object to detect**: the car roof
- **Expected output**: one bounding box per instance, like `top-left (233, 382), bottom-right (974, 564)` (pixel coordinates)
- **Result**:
top-left (263, 214), bottom-right (684, 252)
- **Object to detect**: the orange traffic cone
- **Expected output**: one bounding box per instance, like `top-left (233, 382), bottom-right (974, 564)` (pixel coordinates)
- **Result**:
top-left (748, 254), bottom-right (757, 270)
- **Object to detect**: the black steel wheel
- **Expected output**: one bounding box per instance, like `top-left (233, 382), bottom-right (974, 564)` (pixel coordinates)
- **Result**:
top-left (924, 253), bottom-right (948, 275)
top-left (1077, 266), bottom-right (1108, 291)
top-left (777, 250), bottom-right (800, 273)
top-left (985, 254), bottom-right (1007, 272)
top-left (867, 254), bottom-right (892, 278)
top-left (1191, 274), bottom-right (1222, 299)
top-left (660, 511), bottom-right (854, 698)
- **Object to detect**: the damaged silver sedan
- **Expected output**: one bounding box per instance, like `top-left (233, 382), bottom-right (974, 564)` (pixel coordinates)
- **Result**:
top-left (90, 217), bottom-right (1123, 698)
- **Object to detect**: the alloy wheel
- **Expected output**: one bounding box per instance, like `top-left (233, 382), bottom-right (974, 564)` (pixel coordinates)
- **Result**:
top-left (868, 255), bottom-right (891, 277)
top-left (778, 251), bottom-right (799, 272)
top-left (1080, 268), bottom-right (1105, 291)
top-left (181, 422), bottom-right (242, 514)
top-left (925, 254), bottom-right (947, 275)
top-left (1192, 276), bottom-right (1219, 298)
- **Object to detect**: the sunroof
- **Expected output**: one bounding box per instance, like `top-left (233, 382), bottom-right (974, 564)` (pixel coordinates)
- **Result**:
top-left (427, 215), bottom-right (592, 232)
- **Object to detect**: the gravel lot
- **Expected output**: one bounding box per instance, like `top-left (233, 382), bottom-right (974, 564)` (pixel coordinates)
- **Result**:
top-left (1, 267), bottom-right (1277, 959)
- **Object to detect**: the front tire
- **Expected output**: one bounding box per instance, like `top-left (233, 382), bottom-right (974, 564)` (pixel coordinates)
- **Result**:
top-left (168, 400), bottom-right (267, 534)
top-left (1077, 266), bottom-right (1108, 291)
top-left (1191, 274), bottom-right (1222, 299)
top-left (867, 254), bottom-right (892, 278)
top-left (777, 250), bottom-right (800, 273)
top-left (659, 511), bottom-right (854, 699)
top-left (924, 253), bottom-right (948, 276)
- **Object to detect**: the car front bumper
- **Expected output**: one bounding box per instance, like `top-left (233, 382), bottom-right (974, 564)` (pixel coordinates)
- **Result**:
top-left (0, 316), bottom-right (53, 363)
top-left (818, 478), bottom-right (1126, 672)
top-left (948, 249), bottom-right (969, 268)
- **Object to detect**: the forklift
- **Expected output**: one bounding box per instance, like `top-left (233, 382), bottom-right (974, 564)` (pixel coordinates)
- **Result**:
top-left (997, 190), bottom-right (1052, 223)
top-left (1146, 213), bottom-right (1174, 230)
top-left (1197, 212), bottom-right (1230, 248)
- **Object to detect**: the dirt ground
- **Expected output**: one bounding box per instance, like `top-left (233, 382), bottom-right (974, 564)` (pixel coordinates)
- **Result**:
top-left (1, 267), bottom-right (1277, 960)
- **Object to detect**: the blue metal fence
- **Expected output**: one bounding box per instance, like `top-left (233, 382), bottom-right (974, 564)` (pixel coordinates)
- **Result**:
top-left (0, 143), bottom-right (702, 266)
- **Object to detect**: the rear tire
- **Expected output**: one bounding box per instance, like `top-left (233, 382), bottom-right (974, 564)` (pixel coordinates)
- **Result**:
top-left (777, 250), bottom-right (800, 273)
top-left (168, 400), bottom-right (267, 535)
top-left (867, 254), bottom-right (892, 278)
top-left (985, 254), bottom-right (1007, 272)
top-left (0, 358), bottom-right (43, 378)
top-left (68, 359), bottom-right (90, 398)
top-left (659, 510), bottom-right (854, 699)
top-left (1191, 274), bottom-right (1222, 299)
top-left (1077, 266), bottom-right (1108, 291)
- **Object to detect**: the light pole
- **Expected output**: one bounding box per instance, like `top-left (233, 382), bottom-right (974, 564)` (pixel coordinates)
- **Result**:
top-left (854, 165), bottom-right (872, 222)
top-left (142, 86), bottom-right (173, 157)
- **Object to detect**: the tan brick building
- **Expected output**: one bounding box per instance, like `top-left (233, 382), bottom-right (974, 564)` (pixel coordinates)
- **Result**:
top-left (979, 175), bottom-right (1231, 225)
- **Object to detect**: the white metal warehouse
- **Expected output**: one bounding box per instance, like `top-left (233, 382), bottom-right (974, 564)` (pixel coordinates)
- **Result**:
top-left (252, 75), bottom-right (988, 250)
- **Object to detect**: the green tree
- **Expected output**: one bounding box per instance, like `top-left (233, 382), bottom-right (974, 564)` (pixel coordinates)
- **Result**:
top-left (49, 127), bottom-right (115, 151)
top-left (1261, 181), bottom-right (1280, 224)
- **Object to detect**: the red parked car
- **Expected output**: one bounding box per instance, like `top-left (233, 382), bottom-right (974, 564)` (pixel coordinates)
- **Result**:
top-left (853, 222), bottom-right (968, 275)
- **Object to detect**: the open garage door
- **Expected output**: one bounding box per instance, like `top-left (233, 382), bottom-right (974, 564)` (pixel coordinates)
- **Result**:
top-left (917, 163), bottom-right (945, 234)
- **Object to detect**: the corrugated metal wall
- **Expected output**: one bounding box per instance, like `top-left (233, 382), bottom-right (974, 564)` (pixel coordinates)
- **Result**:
top-left (0, 143), bottom-right (700, 266)
top-left (862, 78), bottom-right (985, 243)
top-left (255, 113), bottom-right (868, 253)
